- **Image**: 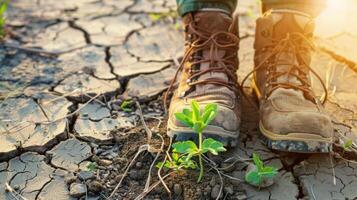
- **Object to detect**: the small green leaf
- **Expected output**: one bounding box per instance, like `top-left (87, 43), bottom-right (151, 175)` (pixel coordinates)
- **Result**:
top-left (193, 121), bottom-right (205, 133)
top-left (120, 100), bottom-right (133, 112)
top-left (172, 152), bottom-right (179, 161)
top-left (165, 161), bottom-right (176, 169)
top-left (202, 103), bottom-right (217, 125)
top-left (179, 156), bottom-right (198, 169)
top-left (156, 162), bottom-right (164, 169)
top-left (191, 100), bottom-right (201, 122)
top-left (246, 153), bottom-right (278, 186)
top-left (172, 141), bottom-right (198, 154)
top-left (245, 170), bottom-right (261, 186)
top-left (343, 139), bottom-right (353, 150)
top-left (182, 108), bottom-right (192, 118)
top-left (175, 113), bottom-right (193, 128)
top-left (156, 160), bottom-right (178, 170)
top-left (86, 162), bottom-right (98, 172)
top-left (252, 153), bottom-right (264, 171)
top-left (259, 166), bottom-right (278, 178)
top-left (202, 138), bottom-right (226, 155)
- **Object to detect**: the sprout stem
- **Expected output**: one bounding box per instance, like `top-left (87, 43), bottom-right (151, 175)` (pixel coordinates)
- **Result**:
top-left (197, 131), bottom-right (204, 182)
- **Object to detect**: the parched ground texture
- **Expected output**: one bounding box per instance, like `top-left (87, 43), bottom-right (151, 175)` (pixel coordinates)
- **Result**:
top-left (1, 0), bottom-right (357, 199)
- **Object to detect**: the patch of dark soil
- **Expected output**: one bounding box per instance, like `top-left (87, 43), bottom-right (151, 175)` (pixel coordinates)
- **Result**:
top-left (88, 98), bottom-right (246, 200)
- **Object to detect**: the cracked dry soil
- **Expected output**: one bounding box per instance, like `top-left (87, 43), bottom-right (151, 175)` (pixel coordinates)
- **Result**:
top-left (1, 0), bottom-right (357, 199)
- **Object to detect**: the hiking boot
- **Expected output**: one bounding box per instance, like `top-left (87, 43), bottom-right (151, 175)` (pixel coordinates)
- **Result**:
top-left (252, 10), bottom-right (333, 153)
top-left (166, 11), bottom-right (241, 147)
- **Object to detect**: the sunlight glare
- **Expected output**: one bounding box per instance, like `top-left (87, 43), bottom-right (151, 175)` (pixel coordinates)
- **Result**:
top-left (316, 0), bottom-right (357, 37)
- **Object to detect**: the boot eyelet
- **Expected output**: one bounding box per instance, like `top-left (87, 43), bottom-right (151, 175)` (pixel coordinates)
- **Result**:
top-left (261, 30), bottom-right (270, 37)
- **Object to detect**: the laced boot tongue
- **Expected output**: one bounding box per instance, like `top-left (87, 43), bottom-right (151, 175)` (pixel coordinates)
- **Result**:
top-left (271, 12), bottom-right (314, 39)
top-left (268, 12), bottom-right (315, 100)
top-left (192, 11), bottom-right (232, 33)
top-left (187, 12), bottom-right (238, 99)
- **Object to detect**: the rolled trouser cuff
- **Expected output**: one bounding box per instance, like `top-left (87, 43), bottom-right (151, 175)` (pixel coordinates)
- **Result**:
top-left (176, 1), bottom-right (237, 17)
top-left (261, 0), bottom-right (326, 17)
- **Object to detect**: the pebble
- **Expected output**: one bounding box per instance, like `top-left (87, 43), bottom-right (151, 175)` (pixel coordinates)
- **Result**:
top-left (234, 192), bottom-right (248, 200)
top-left (69, 183), bottom-right (86, 198)
top-left (173, 184), bottom-right (182, 195)
top-left (78, 171), bottom-right (95, 181)
top-left (211, 185), bottom-right (222, 199)
top-left (128, 169), bottom-right (146, 180)
top-left (115, 174), bottom-right (123, 182)
top-left (64, 174), bottom-right (77, 185)
top-left (135, 161), bottom-right (142, 168)
top-left (88, 180), bottom-right (104, 193)
top-left (113, 157), bottom-right (128, 165)
top-left (98, 159), bottom-right (112, 166)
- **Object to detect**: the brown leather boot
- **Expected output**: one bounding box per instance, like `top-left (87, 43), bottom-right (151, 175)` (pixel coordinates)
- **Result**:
top-left (252, 10), bottom-right (333, 153)
top-left (166, 11), bottom-right (241, 147)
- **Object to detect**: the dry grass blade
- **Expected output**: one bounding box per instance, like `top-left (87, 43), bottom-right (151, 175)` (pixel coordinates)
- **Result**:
top-left (5, 183), bottom-right (28, 200)
top-left (109, 144), bottom-right (149, 199)
top-left (136, 101), bottom-right (152, 143)
top-left (110, 101), bottom-right (164, 199)
top-left (329, 152), bottom-right (336, 185)
top-left (134, 172), bottom-right (174, 200)
top-left (144, 134), bottom-right (165, 191)
top-left (202, 155), bottom-right (224, 200)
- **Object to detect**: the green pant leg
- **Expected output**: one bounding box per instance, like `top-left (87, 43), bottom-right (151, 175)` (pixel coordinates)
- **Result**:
top-left (176, 0), bottom-right (237, 16)
top-left (261, 0), bottom-right (326, 17)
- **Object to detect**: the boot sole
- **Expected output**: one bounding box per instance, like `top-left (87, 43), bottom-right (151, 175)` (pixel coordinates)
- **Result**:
top-left (259, 121), bottom-right (332, 153)
top-left (167, 119), bottom-right (239, 147)
top-left (252, 79), bottom-right (332, 153)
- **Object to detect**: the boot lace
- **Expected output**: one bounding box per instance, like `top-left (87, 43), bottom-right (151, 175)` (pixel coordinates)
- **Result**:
top-left (241, 32), bottom-right (328, 104)
top-left (164, 16), bottom-right (240, 110)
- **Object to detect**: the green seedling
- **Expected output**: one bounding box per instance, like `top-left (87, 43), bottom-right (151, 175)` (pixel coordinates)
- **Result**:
top-left (160, 100), bottom-right (226, 182)
top-left (245, 153), bottom-right (278, 187)
top-left (156, 152), bottom-right (198, 171)
top-left (343, 139), bottom-right (353, 151)
top-left (0, 0), bottom-right (9, 39)
top-left (120, 100), bottom-right (133, 112)
top-left (86, 162), bottom-right (98, 172)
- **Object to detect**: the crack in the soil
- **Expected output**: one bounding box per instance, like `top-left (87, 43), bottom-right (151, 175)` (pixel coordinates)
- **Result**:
top-left (103, 46), bottom-right (127, 95)
top-left (278, 155), bottom-right (311, 199)
top-left (68, 21), bottom-right (92, 44)
top-left (34, 175), bottom-right (54, 200)
top-left (65, 98), bottom-right (79, 135)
